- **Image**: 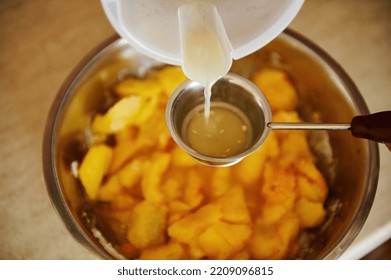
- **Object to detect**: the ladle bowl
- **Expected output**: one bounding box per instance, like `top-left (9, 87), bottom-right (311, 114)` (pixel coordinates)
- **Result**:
top-left (166, 73), bottom-right (272, 166)
top-left (166, 73), bottom-right (390, 167)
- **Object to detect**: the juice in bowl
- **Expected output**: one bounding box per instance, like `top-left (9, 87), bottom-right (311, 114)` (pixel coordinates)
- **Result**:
top-left (77, 63), bottom-right (329, 260)
top-left (43, 32), bottom-right (378, 259)
top-left (43, 0), bottom-right (379, 259)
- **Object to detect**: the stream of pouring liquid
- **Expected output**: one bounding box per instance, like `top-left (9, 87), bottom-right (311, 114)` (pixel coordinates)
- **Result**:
top-left (182, 30), bottom-right (231, 120)
top-left (181, 30), bottom-right (254, 158)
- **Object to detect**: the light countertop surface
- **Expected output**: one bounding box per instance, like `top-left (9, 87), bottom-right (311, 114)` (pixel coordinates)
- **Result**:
top-left (1, 0), bottom-right (390, 259)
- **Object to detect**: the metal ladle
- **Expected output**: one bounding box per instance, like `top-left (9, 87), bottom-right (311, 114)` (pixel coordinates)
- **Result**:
top-left (166, 73), bottom-right (391, 167)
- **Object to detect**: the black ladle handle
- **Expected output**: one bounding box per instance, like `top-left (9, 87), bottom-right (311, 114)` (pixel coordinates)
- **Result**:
top-left (351, 111), bottom-right (391, 144)
top-left (269, 111), bottom-right (391, 149)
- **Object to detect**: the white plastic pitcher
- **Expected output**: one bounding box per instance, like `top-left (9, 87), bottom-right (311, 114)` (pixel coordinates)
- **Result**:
top-left (101, 0), bottom-right (304, 65)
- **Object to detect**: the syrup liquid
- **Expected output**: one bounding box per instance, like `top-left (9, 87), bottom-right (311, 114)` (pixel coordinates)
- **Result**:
top-left (179, 4), bottom-right (248, 157)
top-left (180, 3), bottom-right (232, 120)
top-left (182, 103), bottom-right (253, 158)
top-left (182, 31), bottom-right (231, 119)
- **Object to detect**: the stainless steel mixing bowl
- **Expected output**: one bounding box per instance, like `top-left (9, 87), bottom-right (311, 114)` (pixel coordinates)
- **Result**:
top-left (43, 30), bottom-right (379, 259)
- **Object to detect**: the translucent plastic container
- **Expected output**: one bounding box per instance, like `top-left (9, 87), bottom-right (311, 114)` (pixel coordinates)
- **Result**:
top-left (101, 0), bottom-right (304, 65)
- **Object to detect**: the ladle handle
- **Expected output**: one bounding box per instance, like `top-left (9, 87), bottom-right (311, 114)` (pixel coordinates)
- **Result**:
top-left (268, 111), bottom-right (391, 148)
top-left (268, 123), bottom-right (351, 130)
top-left (351, 111), bottom-right (391, 144)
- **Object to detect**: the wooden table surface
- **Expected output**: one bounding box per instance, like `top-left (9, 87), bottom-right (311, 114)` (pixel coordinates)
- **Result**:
top-left (1, 0), bottom-right (390, 259)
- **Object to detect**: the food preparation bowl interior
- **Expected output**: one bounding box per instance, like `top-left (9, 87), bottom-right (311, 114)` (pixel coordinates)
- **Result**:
top-left (43, 30), bottom-right (379, 259)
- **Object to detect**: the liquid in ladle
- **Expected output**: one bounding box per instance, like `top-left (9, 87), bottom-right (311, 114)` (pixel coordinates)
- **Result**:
top-left (182, 103), bottom-right (253, 158)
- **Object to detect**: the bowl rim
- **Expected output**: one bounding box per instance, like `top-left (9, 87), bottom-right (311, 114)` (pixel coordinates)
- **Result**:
top-left (42, 34), bottom-right (121, 259)
top-left (42, 29), bottom-right (379, 259)
top-left (282, 29), bottom-right (379, 259)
